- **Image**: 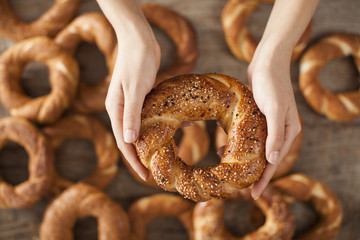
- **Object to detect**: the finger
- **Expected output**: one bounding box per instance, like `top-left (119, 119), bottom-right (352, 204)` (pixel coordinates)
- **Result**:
top-left (106, 89), bottom-right (149, 181)
top-left (120, 141), bottom-right (149, 181)
top-left (216, 145), bottom-right (225, 157)
top-left (122, 87), bottom-right (147, 144)
top-left (264, 107), bottom-right (286, 165)
top-left (278, 113), bottom-right (302, 162)
top-left (251, 163), bottom-right (278, 200)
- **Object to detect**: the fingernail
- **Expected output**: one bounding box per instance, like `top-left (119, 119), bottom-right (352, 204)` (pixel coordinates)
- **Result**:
top-left (124, 129), bottom-right (136, 143)
top-left (252, 192), bottom-right (260, 200)
top-left (139, 172), bottom-right (148, 182)
top-left (269, 151), bottom-right (280, 165)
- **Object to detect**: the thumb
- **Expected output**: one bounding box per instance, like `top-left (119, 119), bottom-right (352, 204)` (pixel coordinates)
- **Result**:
top-left (265, 108), bottom-right (286, 165)
top-left (122, 89), bottom-right (146, 143)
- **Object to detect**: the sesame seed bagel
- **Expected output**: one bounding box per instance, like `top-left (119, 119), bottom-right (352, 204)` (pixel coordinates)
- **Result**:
top-left (273, 174), bottom-right (343, 240)
top-left (0, 36), bottom-right (79, 124)
top-left (141, 3), bottom-right (198, 85)
top-left (193, 186), bottom-right (295, 240)
top-left (135, 73), bottom-right (267, 202)
top-left (54, 12), bottom-right (117, 113)
top-left (299, 33), bottom-right (360, 122)
top-left (0, 0), bottom-right (81, 41)
top-left (221, 0), bottom-right (312, 63)
top-left (128, 194), bottom-right (195, 239)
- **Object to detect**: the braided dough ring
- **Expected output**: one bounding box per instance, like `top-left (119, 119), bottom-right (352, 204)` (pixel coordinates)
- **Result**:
top-left (0, 36), bottom-right (79, 124)
top-left (136, 73), bottom-right (267, 202)
top-left (128, 121), bottom-right (210, 187)
top-left (128, 194), bottom-right (195, 239)
top-left (39, 183), bottom-right (130, 240)
top-left (42, 114), bottom-right (119, 196)
top-left (0, 117), bottom-right (54, 208)
top-left (0, 0), bottom-right (81, 41)
top-left (299, 33), bottom-right (360, 122)
top-left (141, 3), bottom-right (198, 85)
top-left (54, 12), bottom-right (117, 113)
top-left (221, 0), bottom-right (312, 62)
top-left (273, 173), bottom-right (343, 240)
top-left (215, 114), bottom-right (303, 179)
top-left (193, 187), bottom-right (294, 240)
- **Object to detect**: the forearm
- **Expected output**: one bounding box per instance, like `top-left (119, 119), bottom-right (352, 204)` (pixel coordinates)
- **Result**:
top-left (259, 0), bottom-right (321, 59)
top-left (96, 0), bottom-right (148, 37)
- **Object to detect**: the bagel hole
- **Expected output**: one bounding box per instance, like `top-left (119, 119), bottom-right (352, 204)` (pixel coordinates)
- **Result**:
top-left (73, 216), bottom-right (99, 240)
top-left (176, 120), bottom-right (219, 168)
top-left (250, 200), bottom-right (319, 237)
top-left (174, 128), bottom-right (184, 146)
top-left (55, 139), bottom-right (97, 183)
top-left (152, 26), bottom-right (177, 72)
top-left (223, 199), bottom-right (259, 237)
top-left (0, 141), bottom-right (29, 186)
top-left (9, 0), bottom-right (54, 23)
top-left (290, 201), bottom-right (319, 237)
top-left (21, 62), bottom-right (51, 97)
top-left (319, 56), bottom-right (360, 93)
top-left (194, 120), bottom-right (221, 168)
top-left (247, 2), bottom-right (273, 43)
top-left (146, 216), bottom-right (189, 240)
top-left (75, 42), bottom-right (108, 87)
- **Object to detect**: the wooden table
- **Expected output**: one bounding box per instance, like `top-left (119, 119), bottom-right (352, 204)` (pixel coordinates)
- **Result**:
top-left (0, 0), bottom-right (359, 239)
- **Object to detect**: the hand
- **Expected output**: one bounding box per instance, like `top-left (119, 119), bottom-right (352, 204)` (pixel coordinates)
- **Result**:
top-left (248, 43), bottom-right (302, 200)
top-left (105, 15), bottom-right (161, 181)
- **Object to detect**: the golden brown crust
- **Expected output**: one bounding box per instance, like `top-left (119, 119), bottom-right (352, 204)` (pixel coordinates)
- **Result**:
top-left (39, 183), bottom-right (130, 240)
top-left (273, 173), bottom-right (343, 240)
top-left (54, 12), bottom-right (117, 113)
top-left (221, 0), bottom-right (312, 62)
top-left (141, 3), bottom-right (198, 85)
top-left (0, 36), bottom-right (79, 124)
top-left (42, 114), bottom-right (119, 197)
top-left (128, 121), bottom-right (210, 187)
top-left (0, 0), bottom-right (81, 41)
top-left (128, 194), bottom-right (195, 240)
top-left (136, 73), bottom-right (267, 202)
top-left (299, 33), bottom-right (360, 122)
top-left (215, 115), bottom-right (303, 179)
top-left (0, 117), bottom-right (54, 208)
top-left (193, 187), bottom-right (295, 240)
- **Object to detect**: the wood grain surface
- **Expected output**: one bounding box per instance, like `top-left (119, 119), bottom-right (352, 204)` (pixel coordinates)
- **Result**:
top-left (0, 0), bottom-right (359, 239)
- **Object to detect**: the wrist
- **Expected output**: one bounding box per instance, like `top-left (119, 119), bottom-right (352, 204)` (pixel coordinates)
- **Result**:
top-left (256, 37), bottom-right (293, 67)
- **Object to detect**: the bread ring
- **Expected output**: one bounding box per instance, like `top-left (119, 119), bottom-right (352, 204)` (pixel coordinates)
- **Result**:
top-left (39, 183), bottom-right (130, 240)
top-left (0, 0), bottom-right (81, 41)
top-left (215, 115), bottom-right (303, 179)
top-left (221, 0), bottom-right (312, 62)
top-left (273, 173), bottom-right (343, 240)
top-left (128, 121), bottom-right (210, 187)
top-left (42, 114), bottom-right (119, 196)
top-left (54, 12), bottom-right (117, 113)
top-left (299, 33), bottom-right (360, 122)
top-left (128, 194), bottom-right (195, 239)
top-left (141, 3), bottom-right (198, 85)
top-left (193, 186), bottom-right (295, 240)
top-left (136, 73), bottom-right (267, 202)
top-left (0, 117), bottom-right (54, 208)
top-left (0, 36), bottom-right (79, 124)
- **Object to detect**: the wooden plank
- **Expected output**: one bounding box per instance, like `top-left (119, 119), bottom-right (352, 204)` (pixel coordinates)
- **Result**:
top-left (0, 0), bottom-right (359, 239)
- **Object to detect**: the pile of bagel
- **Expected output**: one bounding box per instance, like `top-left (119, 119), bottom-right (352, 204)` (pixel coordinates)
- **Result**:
top-left (0, 0), bottom-right (356, 239)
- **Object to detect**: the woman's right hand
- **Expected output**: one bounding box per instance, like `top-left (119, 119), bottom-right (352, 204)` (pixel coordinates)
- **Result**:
top-left (97, 0), bottom-right (161, 181)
